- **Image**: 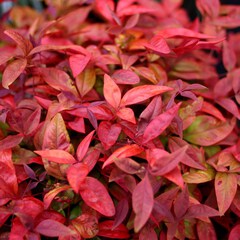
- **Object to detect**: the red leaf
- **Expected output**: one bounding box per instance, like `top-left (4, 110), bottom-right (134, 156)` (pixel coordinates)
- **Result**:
top-left (184, 116), bottom-right (235, 146)
top-left (42, 113), bottom-right (71, 151)
top-left (147, 145), bottom-right (188, 176)
top-left (139, 225), bottom-right (158, 240)
top-left (98, 121), bottom-right (122, 150)
top-left (184, 204), bottom-right (219, 219)
top-left (4, 29), bottom-right (33, 55)
top-left (116, 107), bottom-right (136, 124)
top-left (201, 101), bottom-right (226, 122)
top-left (37, 68), bottom-right (77, 95)
top-left (67, 163), bottom-right (89, 193)
top-left (143, 103), bottom-right (181, 143)
top-left (44, 185), bottom-right (71, 209)
top-left (114, 157), bottom-right (143, 174)
top-left (215, 172), bottom-right (238, 215)
top-left (152, 201), bottom-right (174, 223)
top-left (103, 74), bottom-right (121, 109)
top-left (29, 44), bottom-right (88, 56)
top-left (133, 174), bottom-right (154, 232)
top-left (156, 28), bottom-right (216, 39)
top-left (0, 134), bottom-right (23, 151)
top-left (35, 150), bottom-right (76, 164)
top-left (35, 220), bottom-right (75, 237)
top-left (120, 85), bottom-right (172, 106)
top-left (145, 36), bottom-right (172, 55)
top-left (197, 221), bottom-right (217, 240)
top-left (24, 107), bottom-right (41, 135)
top-left (71, 214), bottom-right (99, 238)
top-left (76, 130), bottom-right (95, 162)
top-left (222, 41), bottom-right (237, 72)
top-left (173, 185), bottom-right (189, 220)
top-left (112, 199), bottom-right (129, 229)
top-left (196, 0), bottom-right (220, 18)
top-left (168, 137), bottom-right (206, 170)
top-left (94, 0), bottom-right (115, 22)
top-left (164, 167), bottom-right (184, 188)
top-left (82, 148), bottom-right (100, 172)
top-left (112, 69), bottom-right (140, 85)
top-left (229, 224), bottom-right (240, 240)
top-left (79, 177), bottom-right (115, 216)
top-left (0, 149), bottom-right (18, 195)
top-left (2, 58), bottom-right (27, 89)
top-left (98, 221), bottom-right (130, 239)
top-left (76, 67), bottom-right (96, 97)
top-left (69, 54), bottom-right (91, 77)
top-left (102, 144), bottom-right (143, 169)
top-left (216, 98), bottom-right (240, 120)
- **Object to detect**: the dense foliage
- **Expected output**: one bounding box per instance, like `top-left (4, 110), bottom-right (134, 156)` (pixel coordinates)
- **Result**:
top-left (0, 0), bottom-right (240, 239)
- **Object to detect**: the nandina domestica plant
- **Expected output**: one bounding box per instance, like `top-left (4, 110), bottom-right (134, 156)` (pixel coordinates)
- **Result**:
top-left (0, 0), bottom-right (239, 239)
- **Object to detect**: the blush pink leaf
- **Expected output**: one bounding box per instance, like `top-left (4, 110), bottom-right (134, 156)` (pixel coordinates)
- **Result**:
top-left (79, 177), bottom-right (115, 217)
top-left (215, 172), bottom-right (238, 215)
top-left (120, 85), bottom-right (172, 106)
top-left (76, 130), bottom-right (95, 162)
top-left (35, 219), bottom-right (75, 237)
top-left (143, 102), bottom-right (181, 143)
top-left (104, 74), bottom-right (121, 109)
top-left (35, 150), bottom-right (76, 164)
top-left (133, 174), bottom-right (154, 232)
top-left (103, 144), bottom-right (143, 169)
top-left (2, 58), bottom-right (27, 89)
top-left (67, 163), bottom-right (89, 193)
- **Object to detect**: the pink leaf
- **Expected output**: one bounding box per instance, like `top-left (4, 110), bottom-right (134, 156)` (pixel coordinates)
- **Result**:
top-left (71, 213), bottom-right (99, 238)
top-left (216, 98), bottom-right (240, 120)
top-left (201, 101), bottom-right (226, 122)
top-left (184, 204), bottom-right (219, 219)
top-left (184, 116), bottom-right (235, 146)
top-left (222, 41), bottom-right (237, 72)
top-left (98, 221), bottom-right (130, 239)
top-left (173, 185), bottom-right (189, 220)
top-left (196, 0), bottom-right (220, 18)
top-left (69, 54), bottom-right (91, 77)
top-left (37, 67), bottom-right (77, 95)
top-left (229, 224), bottom-right (240, 240)
top-left (114, 157), bottom-right (143, 174)
top-left (112, 69), bottom-right (140, 85)
top-left (44, 185), bottom-right (71, 209)
top-left (124, 14), bottom-right (140, 29)
top-left (104, 74), bottom-right (121, 109)
top-left (35, 150), bottom-right (76, 164)
top-left (0, 134), bottom-right (23, 151)
top-left (76, 130), bottom-right (95, 162)
top-left (133, 174), bottom-right (154, 232)
top-left (116, 107), bottom-right (136, 124)
top-left (120, 85), bottom-right (172, 106)
top-left (67, 163), bottom-right (89, 193)
top-left (94, 0), bottom-right (115, 22)
top-left (147, 145), bottom-right (188, 176)
top-left (2, 58), bottom-right (27, 89)
top-left (197, 221), bottom-right (217, 240)
top-left (102, 144), bottom-right (143, 169)
top-left (35, 220), bottom-right (74, 237)
top-left (156, 28), bottom-right (216, 39)
top-left (145, 36), bottom-right (172, 55)
top-left (98, 121), bottom-right (122, 150)
top-left (80, 177), bottom-right (115, 216)
top-left (143, 103), bottom-right (181, 143)
top-left (112, 199), bottom-right (129, 229)
top-left (4, 29), bottom-right (33, 55)
top-left (215, 172), bottom-right (238, 215)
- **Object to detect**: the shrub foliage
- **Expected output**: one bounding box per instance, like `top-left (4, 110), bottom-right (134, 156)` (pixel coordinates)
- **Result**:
top-left (0, 0), bottom-right (240, 239)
